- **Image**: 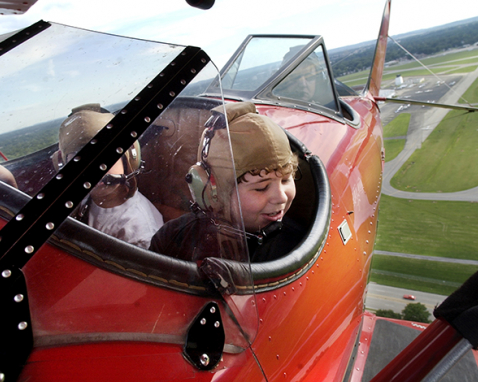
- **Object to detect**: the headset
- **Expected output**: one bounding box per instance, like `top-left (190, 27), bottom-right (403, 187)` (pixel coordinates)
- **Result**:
top-left (185, 111), bottom-right (226, 212)
top-left (52, 104), bottom-right (143, 182)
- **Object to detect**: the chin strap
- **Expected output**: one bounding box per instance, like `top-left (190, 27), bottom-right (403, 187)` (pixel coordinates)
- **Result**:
top-left (189, 202), bottom-right (283, 246)
top-left (102, 160), bottom-right (145, 187)
top-left (251, 220), bottom-right (283, 245)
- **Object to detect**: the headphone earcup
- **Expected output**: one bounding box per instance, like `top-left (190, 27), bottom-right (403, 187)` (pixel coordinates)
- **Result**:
top-left (127, 141), bottom-right (141, 171)
top-left (186, 163), bottom-right (218, 211)
top-left (51, 150), bottom-right (63, 172)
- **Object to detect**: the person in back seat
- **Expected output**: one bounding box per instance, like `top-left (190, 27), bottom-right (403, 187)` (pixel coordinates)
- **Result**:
top-left (0, 165), bottom-right (17, 189)
top-left (53, 105), bottom-right (164, 249)
top-left (149, 102), bottom-right (305, 262)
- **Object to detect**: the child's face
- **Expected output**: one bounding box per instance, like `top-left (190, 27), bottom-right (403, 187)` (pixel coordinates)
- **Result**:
top-left (237, 171), bottom-right (296, 233)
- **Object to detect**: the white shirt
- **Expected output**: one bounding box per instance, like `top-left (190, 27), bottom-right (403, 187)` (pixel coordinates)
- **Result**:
top-left (88, 191), bottom-right (163, 249)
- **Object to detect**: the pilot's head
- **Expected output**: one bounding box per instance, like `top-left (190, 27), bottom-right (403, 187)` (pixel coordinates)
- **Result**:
top-left (189, 102), bottom-right (297, 233)
top-left (53, 105), bottom-right (141, 207)
top-left (274, 46), bottom-right (322, 102)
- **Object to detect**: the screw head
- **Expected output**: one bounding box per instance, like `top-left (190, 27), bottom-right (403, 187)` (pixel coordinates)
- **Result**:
top-left (18, 321), bottom-right (28, 330)
top-left (2, 270), bottom-right (12, 278)
top-left (200, 353), bottom-right (210, 366)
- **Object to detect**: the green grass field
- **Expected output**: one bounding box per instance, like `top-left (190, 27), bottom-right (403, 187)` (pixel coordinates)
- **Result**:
top-left (374, 194), bottom-right (478, 294)
top-left (383, 113), bottom-right (409, 162)
top-left (390, 106), bottom-right (478, 192)
top-left (384, 139), bottom-right (406, 162)
top-left (375, 195), bottom-right (478, 260)
top-left (384, 113), bottom-right (410, 138)
top-left (388, 73), bottom-right (478, 192)
top-left (370, 254), bottom-right (477, 295)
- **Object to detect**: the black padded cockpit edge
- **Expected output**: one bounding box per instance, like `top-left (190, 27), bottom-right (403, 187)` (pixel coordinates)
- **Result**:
top-left (0, 103), bottom-right (331, 294)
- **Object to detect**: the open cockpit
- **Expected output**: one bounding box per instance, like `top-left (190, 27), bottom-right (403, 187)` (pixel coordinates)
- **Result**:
top-left (1, 95), bottom-right (331, 292)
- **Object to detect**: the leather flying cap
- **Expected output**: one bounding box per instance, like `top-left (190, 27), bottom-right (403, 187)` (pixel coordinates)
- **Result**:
top-left (59, 110), bottom-right (114, 160)
top-left (210, 102), bottom-right (292, 179)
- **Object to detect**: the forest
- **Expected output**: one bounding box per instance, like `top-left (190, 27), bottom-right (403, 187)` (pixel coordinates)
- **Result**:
top-left (330, 18), bottom-right (478, 77)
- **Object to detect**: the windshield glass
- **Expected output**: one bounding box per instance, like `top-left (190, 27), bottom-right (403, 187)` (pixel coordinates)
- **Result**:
top-left (0, 22), bottom-right (257, 356)
top-left (273, 45), bottom-right (338, 110)
top-left (221, 36), bottom-right (312, 91)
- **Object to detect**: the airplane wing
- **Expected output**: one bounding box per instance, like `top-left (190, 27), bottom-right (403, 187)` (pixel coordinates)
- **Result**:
top-left (0, 0), bottom-right (38, 14)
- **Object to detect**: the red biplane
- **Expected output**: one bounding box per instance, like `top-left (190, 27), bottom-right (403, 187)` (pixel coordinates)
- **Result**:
top-left (1, 1), bottom-right (477, 381)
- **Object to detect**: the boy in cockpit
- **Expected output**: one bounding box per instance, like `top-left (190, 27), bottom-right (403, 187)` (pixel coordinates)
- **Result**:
top-left (149, 102), bottom-right (304, 263)
top-left (53, 104), bottom-right (163, 249)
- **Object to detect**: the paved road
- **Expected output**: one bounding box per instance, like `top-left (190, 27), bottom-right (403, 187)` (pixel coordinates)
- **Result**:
top-left (365, 282), bottom-right (447, 316)
top-left (374, 250), bottom-right (478, 266)
top-left (382, 66), bottom-right (478, 202)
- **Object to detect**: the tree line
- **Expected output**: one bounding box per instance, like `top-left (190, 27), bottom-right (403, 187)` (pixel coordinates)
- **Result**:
top-left (376, 302), bottom-right (431, 323)
top-left (330, 20), bottom-right (478, 77)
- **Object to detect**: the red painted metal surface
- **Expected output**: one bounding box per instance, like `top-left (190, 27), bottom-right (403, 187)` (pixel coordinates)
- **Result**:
top-left (9, 94), bottom-right (384, 382)
top-left (21, 342), bottom-right (266, 381)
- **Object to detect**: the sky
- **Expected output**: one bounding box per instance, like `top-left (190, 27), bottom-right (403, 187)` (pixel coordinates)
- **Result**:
top-left (2, 0), bottom-right (478, 69)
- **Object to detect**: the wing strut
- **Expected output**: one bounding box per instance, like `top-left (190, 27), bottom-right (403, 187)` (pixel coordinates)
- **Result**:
top-left (374, 96), bottom-right (478, 112)
top-left (363, 0), bottom-right (392, 98)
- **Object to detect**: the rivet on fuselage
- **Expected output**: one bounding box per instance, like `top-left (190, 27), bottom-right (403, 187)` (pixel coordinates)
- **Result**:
top-left (2, 270), bottom-right (12, 278)
top-left (18, 321), bottom-right (28, 330)
top-left (200, 354), bottom-right (210, 366)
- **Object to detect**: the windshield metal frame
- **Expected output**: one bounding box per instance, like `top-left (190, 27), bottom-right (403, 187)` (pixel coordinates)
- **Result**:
top-left (204, 34), bottom-right (345, 122)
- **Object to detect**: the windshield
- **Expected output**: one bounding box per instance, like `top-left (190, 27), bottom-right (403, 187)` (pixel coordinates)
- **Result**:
top-left (273, 45), bottom-right (338, 110)
top-left (0, 22), bottom-right (258, 360)
top-left (222, 36), bottom-right (312, 91)
top-left (207, 35), bottom-right (338, 112)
